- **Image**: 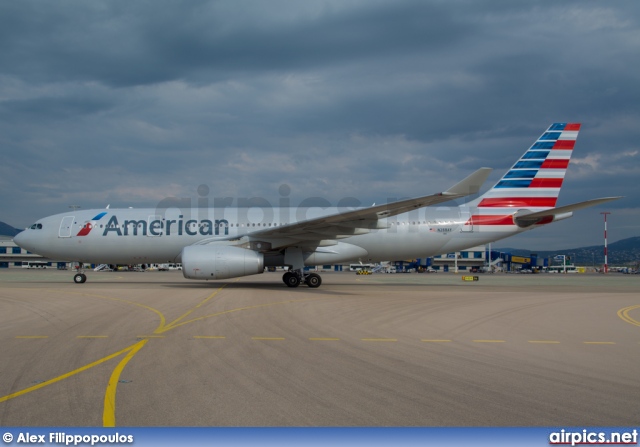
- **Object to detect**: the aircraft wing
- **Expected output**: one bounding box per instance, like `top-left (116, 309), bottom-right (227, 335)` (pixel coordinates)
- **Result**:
top-left (514, 196), bottom-right (622, 228)
top-left (191, 168), bottom-right (491, 250)
top-left (246, 167), bottom-right (492, 243)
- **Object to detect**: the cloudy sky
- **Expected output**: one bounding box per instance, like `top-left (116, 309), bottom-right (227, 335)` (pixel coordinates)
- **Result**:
top-left (1, 0), bottom-right (639, 250)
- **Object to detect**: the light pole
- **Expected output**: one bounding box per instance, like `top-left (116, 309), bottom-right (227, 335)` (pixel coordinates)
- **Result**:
top-left (555, 255), bottom-right (566, 273)
top-left (601, 212), bottom-right (611, 273)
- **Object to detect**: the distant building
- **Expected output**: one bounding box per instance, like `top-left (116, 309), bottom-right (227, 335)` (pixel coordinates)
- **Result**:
top-left (431, 245), bottom-right (486, 272)
top-left (0, 236), bottom-right (65, 268)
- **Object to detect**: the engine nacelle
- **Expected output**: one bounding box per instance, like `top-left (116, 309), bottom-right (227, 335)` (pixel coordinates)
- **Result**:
top-left (181, 245), bottom-right (264, 280)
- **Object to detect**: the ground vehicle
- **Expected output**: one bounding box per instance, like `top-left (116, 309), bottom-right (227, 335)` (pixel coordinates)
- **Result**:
top-left (22, 261), bottom-right (49, 269)
top-left (158, 263), bottom-right (182, 271)
top-left (350, 263), bottom-right (373, 272)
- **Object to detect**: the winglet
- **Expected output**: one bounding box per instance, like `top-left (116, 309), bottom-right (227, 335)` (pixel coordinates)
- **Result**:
top-left (443, 167), bottom-right (492, 197)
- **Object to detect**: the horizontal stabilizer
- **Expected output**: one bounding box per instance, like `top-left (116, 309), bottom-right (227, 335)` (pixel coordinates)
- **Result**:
top-left (514, 197), bottom-right (622, 228)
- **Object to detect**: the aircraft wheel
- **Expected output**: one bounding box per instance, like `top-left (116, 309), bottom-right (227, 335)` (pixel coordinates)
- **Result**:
top-left (306, 273), bottom-right (322, 288)
top-left (284, 272), bottom-right (300, 288)
top-left (282, 271), bottom-right (293, 285)
top-left (73, 273), bottom-right (87, 284)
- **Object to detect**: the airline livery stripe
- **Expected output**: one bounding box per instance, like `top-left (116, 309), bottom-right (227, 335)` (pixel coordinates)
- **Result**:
top-left (504, 170), bottom-right (538, 179)
top-left (541, 159), bottom-right (570, 169)
top-left (552, 140), bottom-right (575, 149)
top-left (467, 215), bottom-right (515, 226)
top-left (534, 169), bottom-right (566, 178)
top-left (529, 178), bottom-right (563, 188)
top-left (548, 123), bottom-right (580, 131)
top-left (475, 204), bottom-right (555, 214)
top-left (514, 160), bottom-right (543, 169)
top-left (540, 132), bottom-right (561, 141)
top-left (531, 142), bottom-right (555, 149)
top-left (546, 150), bottom-right (572, 159)
top-left (521, 150), bottom-right (549, 159)
top-left (478, 198), bottom-right (557, 208)
top-left (495, 180), bottom-right (531, 188)
top-left (558, 131), bottom-right (579, 140)
top-left (481, 188), bottom-right (562, 198)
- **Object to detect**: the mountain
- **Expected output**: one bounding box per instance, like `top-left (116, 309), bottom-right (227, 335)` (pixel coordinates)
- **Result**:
top-left (497, 236), bottom-right (640, 266)
top-left (0, 221), bottom-right (22, 237)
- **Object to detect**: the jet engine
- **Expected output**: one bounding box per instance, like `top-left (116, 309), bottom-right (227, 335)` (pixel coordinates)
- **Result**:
top-left (181, 245), bottom-right (264, 280)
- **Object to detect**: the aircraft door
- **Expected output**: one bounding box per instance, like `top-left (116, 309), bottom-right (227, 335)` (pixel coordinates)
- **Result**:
top-left (59, 216), bottom-right (74, 238)
top-left (459, 206), bottom-right (475, 233)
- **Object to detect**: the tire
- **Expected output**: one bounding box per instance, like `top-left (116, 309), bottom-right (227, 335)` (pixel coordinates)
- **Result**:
top-left (73, 273), bottom-right (86, 284)
top-left (284, 273), bottom-right (300, 288)
top-left (306, 273), bottom-right (322, 288)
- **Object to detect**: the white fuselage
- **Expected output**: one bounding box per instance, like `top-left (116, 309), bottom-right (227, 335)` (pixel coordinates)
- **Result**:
top-left (16, 205), bottom-right (525, 266)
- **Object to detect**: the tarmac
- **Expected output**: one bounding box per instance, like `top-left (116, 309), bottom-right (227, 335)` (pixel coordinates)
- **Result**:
top-left (0, 269), bottom-right (639, 426)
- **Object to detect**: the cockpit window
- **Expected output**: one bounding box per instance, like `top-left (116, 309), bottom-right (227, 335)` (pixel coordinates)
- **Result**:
top-left (29, 223), bottom-right (43, 230)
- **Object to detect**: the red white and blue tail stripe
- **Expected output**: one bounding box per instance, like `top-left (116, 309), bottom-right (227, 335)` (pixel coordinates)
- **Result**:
top-left (466, 123), bottom-right (580, 228)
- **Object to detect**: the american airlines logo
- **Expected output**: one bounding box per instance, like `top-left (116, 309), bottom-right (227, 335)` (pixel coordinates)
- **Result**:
top-left (76, 212), bottom-right (108, 236)
top-left (101, 215), bottom-right (229, 237)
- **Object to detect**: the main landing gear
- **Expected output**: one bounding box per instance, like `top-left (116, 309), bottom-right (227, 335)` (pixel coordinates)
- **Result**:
top-left (282, 270), bottom-right (322, 288)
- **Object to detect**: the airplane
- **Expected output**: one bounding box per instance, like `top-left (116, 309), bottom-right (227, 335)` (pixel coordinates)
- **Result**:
top-left (14, 123), bottom-right (620, 288)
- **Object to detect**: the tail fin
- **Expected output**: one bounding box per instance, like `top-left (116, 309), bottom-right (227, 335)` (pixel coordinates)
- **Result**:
top-left (465, 123), bottom-right (580, 228)
top-left (470, 123), bottom-right (580, 208)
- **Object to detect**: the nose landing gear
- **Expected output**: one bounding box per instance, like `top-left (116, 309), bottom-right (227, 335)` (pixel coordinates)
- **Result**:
top-left (72, 263), bottom-right (87, 283)
top-left (73, 273), bottom-right (87, 283)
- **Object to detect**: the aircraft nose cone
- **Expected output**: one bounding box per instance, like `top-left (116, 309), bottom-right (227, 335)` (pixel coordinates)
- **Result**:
top-left (13, 231), bottom-right (25, 246)
top-left (13, 230), bottom-right (32, 251)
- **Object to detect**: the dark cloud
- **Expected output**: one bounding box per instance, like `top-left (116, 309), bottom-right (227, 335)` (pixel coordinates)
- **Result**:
top-left (1, 0), bottom-right (639, 248)
top-left (0, 1), bottom-right (469, 87)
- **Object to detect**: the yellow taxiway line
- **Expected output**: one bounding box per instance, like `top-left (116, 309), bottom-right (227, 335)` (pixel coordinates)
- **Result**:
top-left (103, 339), bottom-right (148, 427)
